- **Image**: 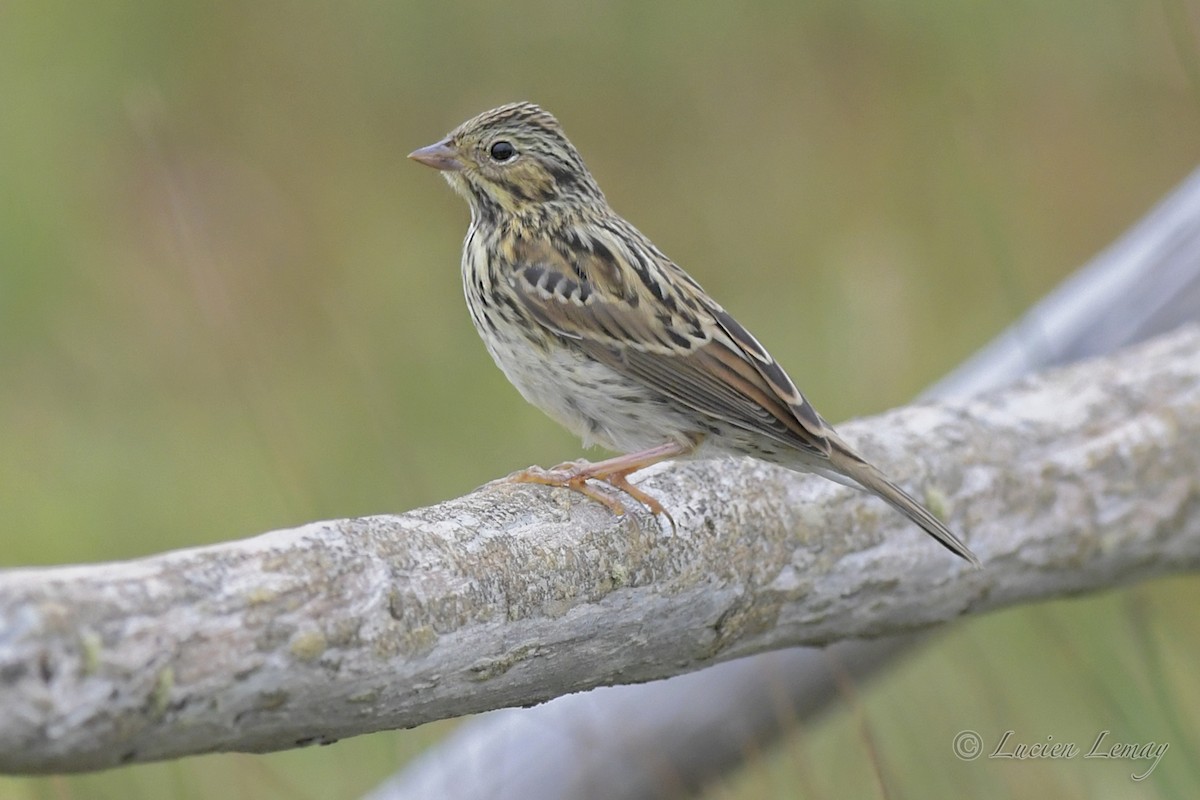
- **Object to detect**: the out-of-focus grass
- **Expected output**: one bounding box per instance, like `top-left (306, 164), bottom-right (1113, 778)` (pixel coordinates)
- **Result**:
top-left (1, 1), bottom-right (1197, 798)
top-left (718, 578), bottom-right (1200, 800)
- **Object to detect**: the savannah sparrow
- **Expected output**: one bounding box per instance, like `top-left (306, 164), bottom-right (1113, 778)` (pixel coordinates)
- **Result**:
top-left (410, 102), bottom-right (978, 565)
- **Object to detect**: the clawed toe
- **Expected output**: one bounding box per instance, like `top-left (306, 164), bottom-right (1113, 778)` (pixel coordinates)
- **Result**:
top-left (603, 473), bottom-right (677, 533)
top-left (500, 464), bottom-right (627, 516)
top-left (501, 464), bottom-right (578, 484)
top-left (494, 462), bottom-right (676, 531)
top-left (490, 444), bottom-right (691, 530)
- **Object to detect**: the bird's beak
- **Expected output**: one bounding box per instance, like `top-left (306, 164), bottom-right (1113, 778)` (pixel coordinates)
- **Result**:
top-left (408, 138), bottom-right (465, 172)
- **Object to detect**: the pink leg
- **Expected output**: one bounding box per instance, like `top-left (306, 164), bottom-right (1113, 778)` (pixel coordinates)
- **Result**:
top-left (502, 441), bottom-right (694, 525)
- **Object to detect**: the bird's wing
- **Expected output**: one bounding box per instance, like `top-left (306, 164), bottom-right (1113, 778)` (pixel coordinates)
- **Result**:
top-left (507, 224), bottom-right (832, 457)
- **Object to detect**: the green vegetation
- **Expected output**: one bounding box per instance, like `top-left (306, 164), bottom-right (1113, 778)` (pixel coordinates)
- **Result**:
top-left (2, 1), bottom-right (1197, 797)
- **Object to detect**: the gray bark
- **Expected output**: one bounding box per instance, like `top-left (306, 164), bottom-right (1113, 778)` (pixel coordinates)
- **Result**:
top-left (2, 323), bottom-right (1199, 774)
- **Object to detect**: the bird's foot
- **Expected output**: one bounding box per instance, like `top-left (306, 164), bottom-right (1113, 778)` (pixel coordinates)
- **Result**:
top-left (496, 442), bottom-right (691, 531)
top-left (499, 462), bottom-right (629, 518)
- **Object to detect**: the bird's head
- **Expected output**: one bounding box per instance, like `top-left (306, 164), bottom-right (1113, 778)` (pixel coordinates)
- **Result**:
top-left (409, 102), bottom-right (605, 221)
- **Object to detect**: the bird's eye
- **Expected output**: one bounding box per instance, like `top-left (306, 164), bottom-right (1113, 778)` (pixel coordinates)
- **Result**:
top-left (489, 141), bottom-right (515, 162)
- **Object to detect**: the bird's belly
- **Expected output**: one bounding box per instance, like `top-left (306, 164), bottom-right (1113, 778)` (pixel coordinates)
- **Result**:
top-left (480, 327), bottom-right (692, 454)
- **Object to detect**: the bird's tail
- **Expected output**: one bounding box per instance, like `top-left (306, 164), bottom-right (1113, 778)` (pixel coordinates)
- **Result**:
top-left (826, 442), bottom-right (980, 567)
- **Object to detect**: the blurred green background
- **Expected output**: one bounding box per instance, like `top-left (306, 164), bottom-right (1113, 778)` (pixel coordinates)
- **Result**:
top-left (2, 1), bottom-right (1199, 798)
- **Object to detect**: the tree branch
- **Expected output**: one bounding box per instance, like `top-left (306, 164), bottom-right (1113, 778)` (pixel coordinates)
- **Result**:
top-left (2, 325), bottom-right (1199, 774)
top-left (369, 165), bottom-right (1200, 800)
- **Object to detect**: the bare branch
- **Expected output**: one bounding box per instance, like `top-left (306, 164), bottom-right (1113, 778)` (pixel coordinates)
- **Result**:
top-left (370, 166), bottom-right (1200, 800)
top-left (2, 325), bottom-right (1199, 775)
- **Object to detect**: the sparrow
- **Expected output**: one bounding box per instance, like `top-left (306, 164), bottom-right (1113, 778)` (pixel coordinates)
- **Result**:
top-left (410, 101), bottom-right (978, 565)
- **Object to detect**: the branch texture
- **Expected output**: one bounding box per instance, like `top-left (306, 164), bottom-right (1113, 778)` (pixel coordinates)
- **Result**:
top-left (2, 327), bottom-right (1199, 773)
